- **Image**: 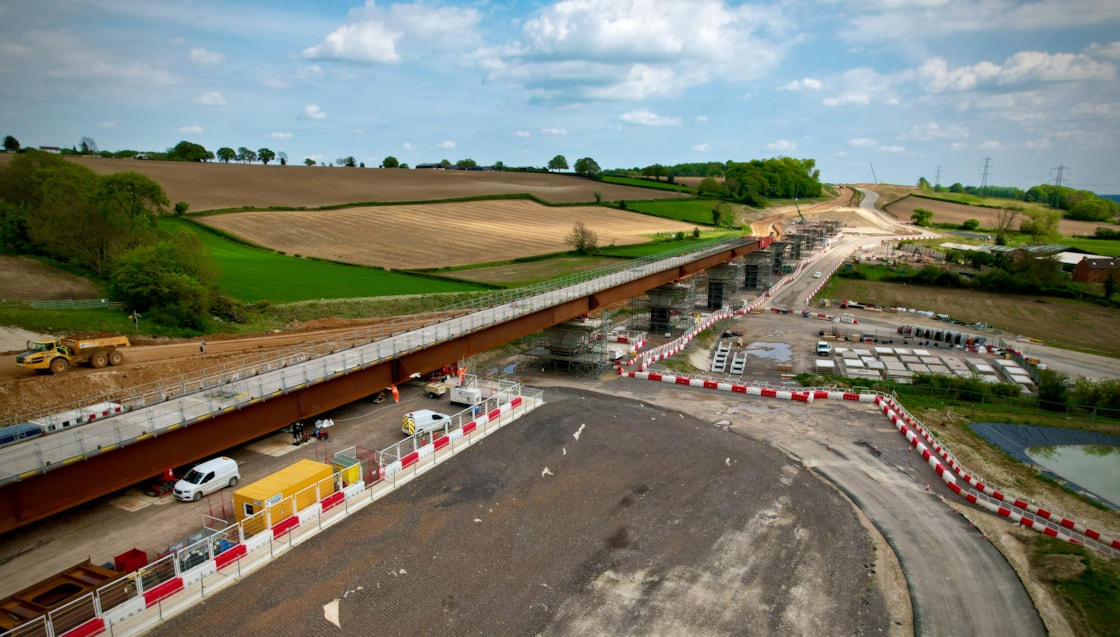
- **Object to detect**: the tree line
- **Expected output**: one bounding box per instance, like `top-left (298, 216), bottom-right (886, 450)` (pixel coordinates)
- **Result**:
top-left (916, 177), bottom-right (1117, 223)
top-left (0, 151), bottom-right (220, 329)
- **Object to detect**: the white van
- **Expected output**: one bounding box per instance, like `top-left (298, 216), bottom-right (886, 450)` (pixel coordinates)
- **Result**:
top-left (402, 409), bottom-right (451, 436)
top-left (816, 341), bottom-right (833, 356)
top-left (173, 456), bottom-right (240, 502)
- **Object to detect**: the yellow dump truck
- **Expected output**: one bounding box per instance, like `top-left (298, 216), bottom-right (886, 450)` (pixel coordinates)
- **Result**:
top-left (15, 336), bottom-right (131, 374)
top-left (233, 459), bottom-right (336, 527)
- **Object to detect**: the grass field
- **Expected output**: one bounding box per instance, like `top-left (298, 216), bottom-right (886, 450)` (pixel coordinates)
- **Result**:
top-left (621, 198), bottom-right (724, 225)
top-left (162, 218), bottom-right (487, 302)
top-left (599, 175), bottom-right (694, 194)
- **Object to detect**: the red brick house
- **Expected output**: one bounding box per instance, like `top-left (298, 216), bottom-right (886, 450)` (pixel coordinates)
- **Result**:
top-left (1072, 257), bottom-right (1120, 283)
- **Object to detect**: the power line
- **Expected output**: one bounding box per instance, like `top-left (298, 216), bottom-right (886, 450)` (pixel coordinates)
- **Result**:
top-left (934, 165), bottom-right (941, 188)
top-left (1051, 165), bottom-right (1069, 189)
top-left (979, 157), bottom-right (992, 191)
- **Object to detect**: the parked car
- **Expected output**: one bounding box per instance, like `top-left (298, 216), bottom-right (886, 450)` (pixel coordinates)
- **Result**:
top-left (813, 271), bottom-right (822, 278)
top-left (402, 409), bottom-right (451, 436)
top-left (173, 457), bottom-right (240, 502)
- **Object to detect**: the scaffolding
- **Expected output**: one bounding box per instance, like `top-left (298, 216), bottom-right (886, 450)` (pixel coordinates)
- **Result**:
top-left (522, 315), bottom-right (617, 376)
top-left (625, 281), bottom-right (698, 337)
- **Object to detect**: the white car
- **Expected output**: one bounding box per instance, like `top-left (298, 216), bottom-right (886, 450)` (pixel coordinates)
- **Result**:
top-left (813, 271), bottom-right (822, 279)
top-left (402, 409), bottom-right (451, 436)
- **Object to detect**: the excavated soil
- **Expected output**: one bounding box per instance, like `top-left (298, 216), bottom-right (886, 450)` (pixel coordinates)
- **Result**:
top-left (152, 387), bottom-right (891, 637)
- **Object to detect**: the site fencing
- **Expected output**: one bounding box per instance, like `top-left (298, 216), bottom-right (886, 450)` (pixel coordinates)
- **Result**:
top-left (0, 386), bottom-right (543, 637)
top-left (1, 298), bottom-right (125, 311)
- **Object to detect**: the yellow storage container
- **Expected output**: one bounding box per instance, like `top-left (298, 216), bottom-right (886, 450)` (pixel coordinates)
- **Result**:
top-left (233, 459), bottom-right (335, 523)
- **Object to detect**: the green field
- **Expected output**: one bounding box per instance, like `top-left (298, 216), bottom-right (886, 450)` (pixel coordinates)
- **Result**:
top-left (621, 199), bottom-right (725, 225)
top-left (915, 192), bottom-right (1054, 215)
top-left (599, 175), bottom-right (695, 194)
top-left (161, 218), bottom-right (487, 302)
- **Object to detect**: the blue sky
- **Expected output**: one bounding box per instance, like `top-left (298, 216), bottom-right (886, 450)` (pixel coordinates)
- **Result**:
top-left (3, 0), bottom-right (1119, 192)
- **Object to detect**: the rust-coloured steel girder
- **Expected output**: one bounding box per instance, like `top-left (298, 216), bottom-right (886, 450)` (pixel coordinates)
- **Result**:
top-left (0, 239), bottom-right (764, 532)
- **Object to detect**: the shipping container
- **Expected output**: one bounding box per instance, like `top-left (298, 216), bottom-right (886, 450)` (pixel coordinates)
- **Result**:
top-left (233, 459), bottom-right (335, 524)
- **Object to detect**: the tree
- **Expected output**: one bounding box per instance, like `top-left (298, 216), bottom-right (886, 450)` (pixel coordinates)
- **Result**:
top-left (573, 157), bottom-right (601, 177)
top-left (304, 157), bottom-right (316, 166)
top-left (961, 219), bottom-right (980, 230)
top-left (641, 164), bottom-right (668, 181)
top-left (216, 147), bottom-right (236, 163)
top-left (3, 135), bottom-right (19, 152)
top-left (917, 177), bottom-right (931, 191)
top-left (566, 221), bottom-right (598, 254)
top-left (697, 177), bottom-right (724, 196)
top-left (382, 156), bottom-right (400, 168)
top-left (257, 148), bottom-right (276, 165)
top-left (174, 201), bottom-right (189, 217)
top-left (439, 159), bottom-right (452, 168)
top-left (93, 172), bottom-right (170, 243)
top-left (948, 182), bottom-right (964, 193)
top-left (278, 152), bottom-right (288, 166)
top-left (80, 137), bottom-right (99, 155)
top-left (1068, 197), bottom-right (1117, 222)
top-left (494, 160), bottom-right (505, 171)
top-left (1020, 208), bottom-right (1061, 243)
top-left (169, 140), bottom-right (209, 162)
top-left (109, 229), bottom-right (216, 329)
top-left (548, 155), bottom-right (569, 172)
top-left (236, 147), bottom-right (257, 164)
top-left (910, 208), bottom-right (933, 227)
top-left (335, 156), bottom-right (356, 167)
top-left (456, 158), bottom-right (478, 169)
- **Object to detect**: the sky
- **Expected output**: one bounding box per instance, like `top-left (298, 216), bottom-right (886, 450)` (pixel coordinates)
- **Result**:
top-left (2, 0), bottom-right (1119, 192)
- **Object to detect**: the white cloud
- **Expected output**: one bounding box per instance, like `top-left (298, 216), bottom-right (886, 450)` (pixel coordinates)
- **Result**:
top-left (270, 132), bottom-right (293, 139)
top-left (303, 104), bottom-right (327, 120)
top-left (1072, 102), bottom-right (1120, 118)
top-left (5, 29), bottom-right (176, 88)
top-left (1085, 41), bottom-right (1120, 60)
top-left (1024, 138), bottom-right (1052, 149)
top-left (848, 137), bottom-right (876, 147)
top-left (513, 130), bottom-right (531, 137)
top-left (695, 115), bottom-right (708, 124)
top-left (919, 52), bottom-right (1115, 93)
top-left (823, 92), bottom-right (871, 107)
top-left (878, 145), bottom-right (906, 153)
top-left (189, 47), bottom-right (225, 65)
top-left (483, 0), bottom-right (792, 102)
top-left (820, 68), bottom-right (889, 107)
top-left (692, 142), bottom-right (710, 152)
top-left (402, 142), bottom-right (415, 150)
top-left (841, 1), bottom-right (1120, 43)
top-left (834, 150), bottom-right (849, 157)
top-left (263, 65), bottom-right (323, 89)
top-left (438, 140), bottom-right (456, 149)
top-left (975, 140), bottom-right (1002, 150)
top-left (96, 120), bottom-right (117, 128)
top-left (767, 139), bottom-right (797, 152)
top-left (909, 121), bottom-right (968, 141)
top-left (303, 3), bottom-right (482, 63)
top-left (178, 124), bottom-right (203, 133)
top-left (192, 91), bottom-right (227, 106)
top-left (950, 142), bottom-right (969, 150)
top-left (780, 77), bottom-right (823, 91)
top-left (619, 109), bottom-right (682, 126)
top-left (541, 128), bottom-right (568, 136)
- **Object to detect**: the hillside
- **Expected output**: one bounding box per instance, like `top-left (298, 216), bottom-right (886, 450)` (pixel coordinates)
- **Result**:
top-left (0, 154), bottom-right (688, 211)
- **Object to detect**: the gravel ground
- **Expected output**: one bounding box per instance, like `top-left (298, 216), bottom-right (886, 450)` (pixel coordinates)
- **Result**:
top-left (153, 387), bottom-right (891, 637)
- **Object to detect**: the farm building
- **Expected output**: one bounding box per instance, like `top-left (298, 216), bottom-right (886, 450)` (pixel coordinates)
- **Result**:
top-left (1072, 256), bottom-right (1120, 283)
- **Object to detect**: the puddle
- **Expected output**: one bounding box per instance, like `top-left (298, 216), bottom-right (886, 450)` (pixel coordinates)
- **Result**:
top-left (742, 342), bottom-right (792, 362)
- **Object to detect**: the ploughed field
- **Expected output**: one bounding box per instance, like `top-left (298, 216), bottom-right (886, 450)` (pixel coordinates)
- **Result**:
top-left (2, 155), bottom-right (689, 211)
top-left (198, 200), bottom-right (700, 269)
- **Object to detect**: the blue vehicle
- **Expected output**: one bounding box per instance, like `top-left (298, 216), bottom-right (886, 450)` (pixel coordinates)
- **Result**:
top-left (0, 423), bottom-right (42, 447)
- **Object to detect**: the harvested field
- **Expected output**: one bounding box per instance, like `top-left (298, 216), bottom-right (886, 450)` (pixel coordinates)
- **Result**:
top-left (884, 194), bottom-right (1119, 237)
top-left (0, 256), bottom-right (101, 301)
top-left (0, 154), bottom-right (689, 211)
top-left (827, 279), bottom-right (1120, 357)
top-left (198, 200), bottom-right (699, 269)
